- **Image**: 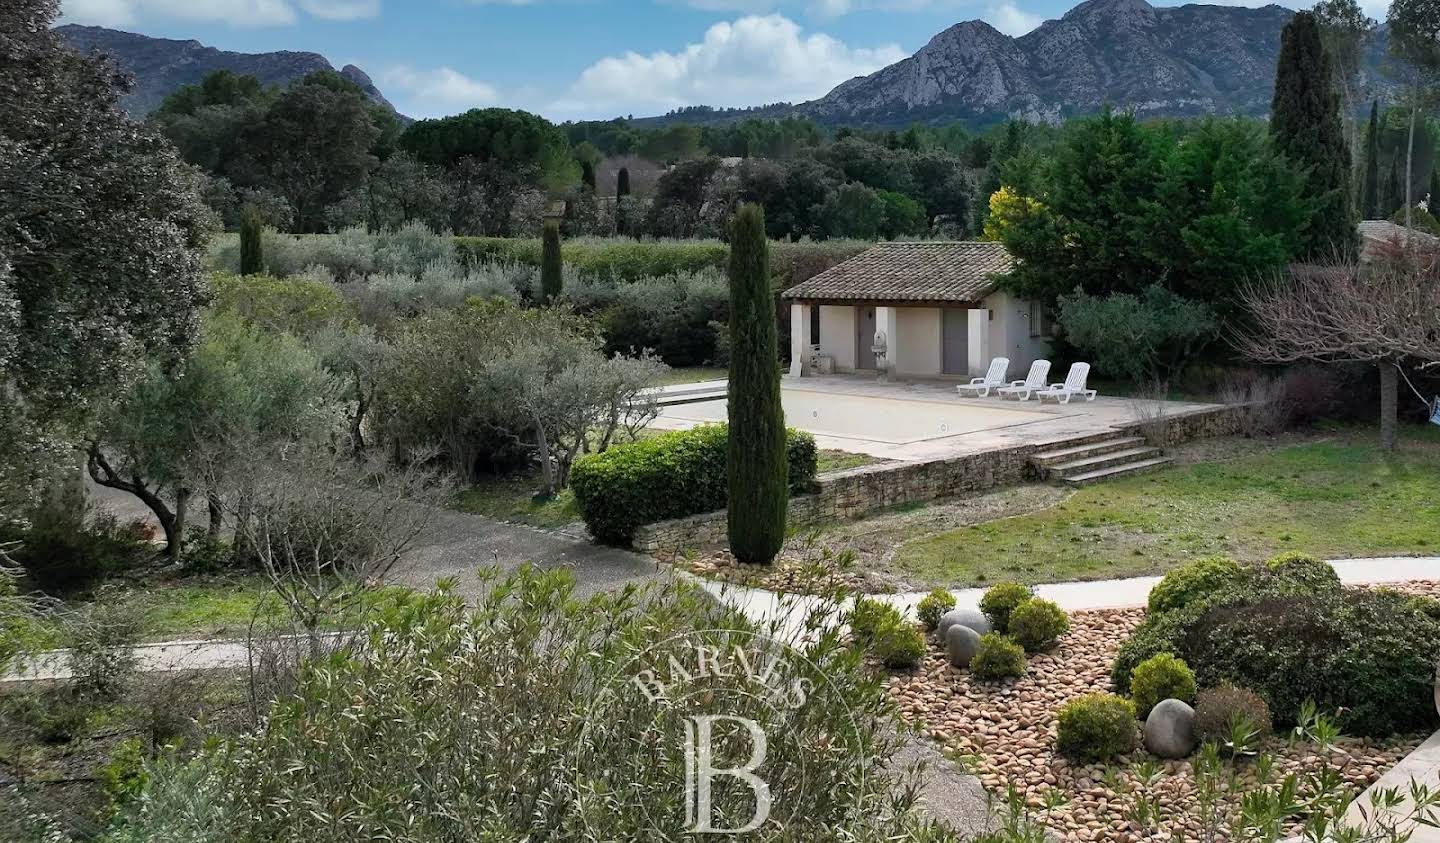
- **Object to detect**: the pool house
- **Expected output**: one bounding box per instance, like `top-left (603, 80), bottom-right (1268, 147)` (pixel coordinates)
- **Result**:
top-left (781, 241), bottom-right (1052, 382)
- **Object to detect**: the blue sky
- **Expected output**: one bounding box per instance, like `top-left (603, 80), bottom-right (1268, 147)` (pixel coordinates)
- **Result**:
top-left (60, 0), bottom-right (1327, 122)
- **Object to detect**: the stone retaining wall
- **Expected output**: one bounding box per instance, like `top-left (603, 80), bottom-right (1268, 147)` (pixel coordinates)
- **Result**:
top-left (632, 404), bottom-right (1246, 554)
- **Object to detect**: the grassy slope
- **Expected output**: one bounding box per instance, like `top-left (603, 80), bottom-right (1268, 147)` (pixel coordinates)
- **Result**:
top-left (892, 426), bottom-right (1440, 587)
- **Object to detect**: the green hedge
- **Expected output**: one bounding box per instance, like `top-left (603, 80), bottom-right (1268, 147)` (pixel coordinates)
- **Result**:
top-left (455, 236), bottom-right (869, 288)
top-left (570, 424), bottom-right (818, 546)
top-left (1113, 566), bottom-right (1440, 737)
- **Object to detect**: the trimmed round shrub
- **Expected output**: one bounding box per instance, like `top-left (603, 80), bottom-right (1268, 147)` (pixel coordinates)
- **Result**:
top-left (915, 589), bottom-right (957, 631)
top-left (849, 597), bottom-right (903, 647)
top-left (1056, 693), bottom-right (1138, 762)
top-left (570, 424), bottom-right (817, 546)
top-left (1129, 653), bottom-right (1197, 718)
top-left (979, 582), bottom-right (1033, 632)
top-left (1194, 683), bottom-right (1273, 746)
top-left (970, 634), bottom-right (1027, 680)
top-left (1113, 583), bottom-right (1440, 737)
top-left (871, 620), bottom-right (926, 670)
top-left (1147, 556), bottom-right (1246, 615)
top-left (1008, 598), bottom-right (1070, 653)
top-left (1264, 551), bottom-right (1340, 592)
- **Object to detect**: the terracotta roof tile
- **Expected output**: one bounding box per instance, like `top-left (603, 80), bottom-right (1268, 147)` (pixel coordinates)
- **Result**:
top-left (781, 241), bottom-right (1014, 303)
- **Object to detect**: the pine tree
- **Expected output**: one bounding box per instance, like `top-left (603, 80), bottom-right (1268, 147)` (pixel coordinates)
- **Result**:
top-left (1271, 10), bottom-right (1357, 257)
top-left (540, 218), bottom-right (562, 303)
top-left (239, 206), bottom-right (263, 276)
top-left (1361, 100), bottom-right (1381, 219)
top-left (725, 203), bottom-right (786, 565)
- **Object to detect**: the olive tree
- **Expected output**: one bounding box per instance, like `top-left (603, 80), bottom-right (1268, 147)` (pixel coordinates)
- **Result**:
top-left (481, 332), bottom-right (666, 495)
top-left (86, 312), bottom-right (342, 557)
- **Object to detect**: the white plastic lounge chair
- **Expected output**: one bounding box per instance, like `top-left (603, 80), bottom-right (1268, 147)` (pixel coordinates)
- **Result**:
top-left (957, 357), bottom-right (1010, 398)
top-left (1037, 362), bottom-right (1098, 404)
top-left (996, 360), bottom-right (1052, 401)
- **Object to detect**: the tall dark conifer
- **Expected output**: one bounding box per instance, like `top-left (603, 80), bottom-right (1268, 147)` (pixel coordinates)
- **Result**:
top-left (1430, 168), bottom-right (1440, 208)
top-left (1271, 11), bottom-right (1356, 256)
top-left (239, 207), bottom-right (263, 276)
top-left (725, 204), bottom-right (785, 565)
top-left (1385, 156), bottom-right (1403, 217)
top-left (1362, 100), bottom-right (1381, 219)
top-left (540, 219), bottom-right (562, 303)
top-left (615, 167), bottom-right (631, 237)
top-left (581, 160), bottom-right (596, 193)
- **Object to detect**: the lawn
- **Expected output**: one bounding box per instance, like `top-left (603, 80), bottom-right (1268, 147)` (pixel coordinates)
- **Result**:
top-left (657, 366), bottom-right (728, 385)
top-left (14, 576), bottom-right (417, 648)
top-left (891, 426), bottom-right (1440, 587)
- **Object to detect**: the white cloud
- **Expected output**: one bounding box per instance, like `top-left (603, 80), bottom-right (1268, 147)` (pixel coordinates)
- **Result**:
top-left (986, 2), bottom-right (1042, 34)
top-left (299, 0), bottom-right (380, 19)
top-left (555, 14), bottom-right (906, 118)
top-left (380, 65), bottom-right (501, 118)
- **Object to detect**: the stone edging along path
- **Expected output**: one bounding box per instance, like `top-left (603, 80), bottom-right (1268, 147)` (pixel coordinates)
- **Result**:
top-left (7, 557), bottom-right (1439, 684)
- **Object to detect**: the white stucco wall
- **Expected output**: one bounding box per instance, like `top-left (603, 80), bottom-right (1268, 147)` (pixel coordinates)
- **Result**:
top-left (895, 307), bottom-right (943, 376)
top-left (983, 291), bottom-right (1051, 376)
top-left (817, 305), bottom-right (858, 370)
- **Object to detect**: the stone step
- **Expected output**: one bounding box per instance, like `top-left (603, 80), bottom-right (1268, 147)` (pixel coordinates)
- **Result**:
top-left (1045, 446), bottom-right (1164, 478)
top-left (1061, 456), bottom-right (1175, 485)
top-left (1031, 436), bottom-right (1149, 468)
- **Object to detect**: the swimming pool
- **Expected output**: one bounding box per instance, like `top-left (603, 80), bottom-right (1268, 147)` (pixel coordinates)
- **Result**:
top-left (655, 388), bottom-right (1055, 446)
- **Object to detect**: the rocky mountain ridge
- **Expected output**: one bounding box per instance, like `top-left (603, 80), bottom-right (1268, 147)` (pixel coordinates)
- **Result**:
top-left (56, 24), bottom-right (395, 116)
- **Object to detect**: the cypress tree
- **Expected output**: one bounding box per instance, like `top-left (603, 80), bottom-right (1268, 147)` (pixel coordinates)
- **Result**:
top-left (1362, 100), bottom-right (1381, 219)
top-left (616, 167), bottom-right (632, 236)
top-left (1271, 11), bottom-right (1356, 257)
top-left (540, 218), bottom-right (562, 303)
top-left (581, 160), bottom-right (596, 193)
top-left (239, 207), bottom-right (263, 276)
top-left (1385, 156), bottom-right (1402, 217)
top-left (725, 203), bottom-right (786, 565)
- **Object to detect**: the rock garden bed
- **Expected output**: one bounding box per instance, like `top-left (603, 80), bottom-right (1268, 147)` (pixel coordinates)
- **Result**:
top-left (884, 583), bottom-right (1440, 842)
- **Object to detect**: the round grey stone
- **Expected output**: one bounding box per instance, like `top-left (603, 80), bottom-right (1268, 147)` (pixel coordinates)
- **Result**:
top-left (945, 624), bottom-right (983, 669)
top-left (1143, 699), bottom-right (1197, 759)
top-left (938, 607), bottom-right (991, 637)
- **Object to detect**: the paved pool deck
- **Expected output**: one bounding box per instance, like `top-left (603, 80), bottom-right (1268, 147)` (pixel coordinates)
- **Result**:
top-left (653, 374), bottom-right (1222, 461)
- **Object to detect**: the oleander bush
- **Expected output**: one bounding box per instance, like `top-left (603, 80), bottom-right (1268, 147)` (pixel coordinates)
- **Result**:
top-left (915, 589), bottom-right (957, 632)
top-left (1056, 693), bottom-right (1138, 762)
top-left (1007, 598), bottom-right (1069, 653)
top-left (102, 569), bottom-right (957, 841)
top-left (1146, 555), bottom-right (1246, 615)
top-left (1128, 653), bottom-right (1197, 718)
top-left (1114, 577), bottom-right (1440, 736)
top-left (979, 583), bottom-right (1033, 633)
top-left (570, 424), bottom-right (818, 545)
top-left (970, 634), bottom-right (1027, 681)
top-left (1194, 682), bottom-right (1273, 746)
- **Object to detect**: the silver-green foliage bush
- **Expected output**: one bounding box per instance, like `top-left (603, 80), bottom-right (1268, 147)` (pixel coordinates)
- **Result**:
top-left (111, 569), bottom-right (956, 841)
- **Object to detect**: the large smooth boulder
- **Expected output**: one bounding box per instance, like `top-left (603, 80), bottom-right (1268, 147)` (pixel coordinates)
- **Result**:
top-left (945, 624), bottom-right (983, 668)
top-left (939, 607), bottom-right (991, 637)
top-left (1143, 699), bottom-right (1197, 759)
